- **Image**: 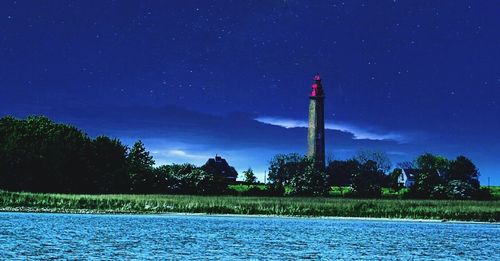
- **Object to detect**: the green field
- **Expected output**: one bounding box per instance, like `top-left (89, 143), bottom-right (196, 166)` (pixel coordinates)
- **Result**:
top-left (488, 186), bottom-right (500, 199)
top-left (230, 184), bottom-right (500, 199)
top-left (1, 190), bottom-right (498, 222)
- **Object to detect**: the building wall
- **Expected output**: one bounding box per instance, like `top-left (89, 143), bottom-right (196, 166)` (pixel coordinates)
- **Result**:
top-left (398, 171), bottom-right (416, 188)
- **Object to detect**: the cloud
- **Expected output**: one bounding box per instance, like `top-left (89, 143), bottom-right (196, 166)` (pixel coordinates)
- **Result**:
top-left (151, 149), bottom-right (210, 160)
top-left (9, 103), bottom-right (410, 153)
top-left (167, 149), bottom-right (209, 159)
top-left (255, 116), bottom-right (409, 143)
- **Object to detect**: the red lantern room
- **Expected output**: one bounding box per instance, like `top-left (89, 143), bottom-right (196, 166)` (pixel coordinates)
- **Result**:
top-left (311, 74), bottom-right (323, 97)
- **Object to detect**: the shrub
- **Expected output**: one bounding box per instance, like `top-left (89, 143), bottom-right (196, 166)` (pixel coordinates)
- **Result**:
top-left (288, 162), bottom-right (328, 196)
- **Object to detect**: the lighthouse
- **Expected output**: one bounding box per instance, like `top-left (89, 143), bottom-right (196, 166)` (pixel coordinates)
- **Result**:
top-left (307, 74), bottom-right (325, 169)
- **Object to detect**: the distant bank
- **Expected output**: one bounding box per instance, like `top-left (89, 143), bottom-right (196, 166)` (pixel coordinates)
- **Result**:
top-left (1, 191), bottom-right (498, 222)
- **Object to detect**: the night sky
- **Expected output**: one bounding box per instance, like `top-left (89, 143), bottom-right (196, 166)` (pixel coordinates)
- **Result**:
top-left (1, 1), bottom-right (499, 184)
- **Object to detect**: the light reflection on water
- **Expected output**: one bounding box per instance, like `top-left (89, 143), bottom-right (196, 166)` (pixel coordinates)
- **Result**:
top-left (0, 212), bottom-right (498, 260)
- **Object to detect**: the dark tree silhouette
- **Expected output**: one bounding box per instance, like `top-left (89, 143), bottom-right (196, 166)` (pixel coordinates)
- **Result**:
top-left (243, 168), bottom-right (257, 184)
top-left (128, 140), bottom-right (155, 193)
top-left (326, 159), bottom-right (358, 187)
top-left (355, 150), bottom-right (392, 173)
top-left (449, 156), bottom-right (479, 187)
top-left (350, 160), bottom-right (383, 198)
top-left (89, 136), bottom-right (130, 193)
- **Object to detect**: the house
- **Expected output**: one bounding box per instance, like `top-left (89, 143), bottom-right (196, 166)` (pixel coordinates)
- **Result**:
top-left (397, 169), bottom-right (418, 188)
top-left (202, 155), bottom-right (238, 182)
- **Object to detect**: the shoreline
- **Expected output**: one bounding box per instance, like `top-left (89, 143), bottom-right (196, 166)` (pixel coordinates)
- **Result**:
top-left (2, 191), bottom-right (498, 223)
top-left (167, 212), bottom-right (499, 225)
top-left (1, 207), bottom-right (497, 225)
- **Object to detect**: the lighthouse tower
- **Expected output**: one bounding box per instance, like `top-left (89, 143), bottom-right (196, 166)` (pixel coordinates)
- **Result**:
top-left (307, 74), bottom-right (325, 169)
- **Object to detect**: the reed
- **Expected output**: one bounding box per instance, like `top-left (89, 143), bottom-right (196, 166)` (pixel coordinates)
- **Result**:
top-left (0, 190), bottom-right (498, 222)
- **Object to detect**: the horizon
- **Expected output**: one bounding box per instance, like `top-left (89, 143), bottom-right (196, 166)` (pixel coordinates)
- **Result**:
top-left (1, 1), bottom-right (499, 185)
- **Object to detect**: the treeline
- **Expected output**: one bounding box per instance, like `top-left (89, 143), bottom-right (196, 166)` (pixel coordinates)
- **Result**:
top-left (392, 154), bottom-right (487, 199)
top-left (0, 116), bottom-right (493, 199)
top-left (266, 152), bottom-right (491, 199)
top-left (0, 116), bottom-right (228, 195)
top-left (266, 153), bottom-right (391, 197)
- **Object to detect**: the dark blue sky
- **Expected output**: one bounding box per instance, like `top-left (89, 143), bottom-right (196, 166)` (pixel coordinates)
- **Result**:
top-left (1, 1), bottom-right (499, 184)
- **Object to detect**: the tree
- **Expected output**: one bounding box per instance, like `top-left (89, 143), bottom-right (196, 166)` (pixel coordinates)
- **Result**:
top-left (326, 159), bottom-right (359, 196)
top-left (0, 116), bottom-right (23, 191)
top-left (288, 160), bottom-right (328, 196)
top-left (409, 153), bottom-right (449, 198)
top-left (448, 156), bottom-right (479, 187)
top-left (151, 165), bottom-right (172, 193)
top-left (410, 171), bottom-right (442, 198)
top-left (0, 116), bottom-right (92, 193)
top-left (267, 153), bottom-right (329, 196)
top-left (186, 168), bottom-right (228, 195)
top-left (415, 153), bottom-right (450, 174)
top-left (267, 153), bottom-right (308, 194)
top-left (89, 136), bottom-right (130, 193)
top-left (350, 160), bottom-right (382, 198)
top-left (388, 168), bottom-right (403, 190)
top-left (153, 163), bottom-right (229, 195)
top-left (407, 153), bottom-right (485, 199)
top-left (243, 168), bottom-right (257, 184)
top-left (166, 163), bottom-right (197, 193)
top-left (355, 150), bottom-right (392, 173)
top-left (128, 140), bottom-right (155, 193)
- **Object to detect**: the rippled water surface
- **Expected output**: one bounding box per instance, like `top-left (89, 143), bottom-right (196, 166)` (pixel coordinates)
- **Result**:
top-left (0, 212), bottom-right (498, 260)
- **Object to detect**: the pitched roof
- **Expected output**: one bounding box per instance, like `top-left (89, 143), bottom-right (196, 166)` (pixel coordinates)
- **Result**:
top-left (202, 155), bottom-right (238, 180)
top-left (402, 169), bottom-right (418, 180)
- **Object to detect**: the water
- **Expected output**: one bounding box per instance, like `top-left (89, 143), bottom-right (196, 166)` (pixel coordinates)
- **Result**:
top-left (0, 212), bottom-right (498, 260)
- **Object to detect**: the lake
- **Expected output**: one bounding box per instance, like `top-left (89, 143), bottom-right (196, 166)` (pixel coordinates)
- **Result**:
top-left (0, 212), bottom-right (498, 260)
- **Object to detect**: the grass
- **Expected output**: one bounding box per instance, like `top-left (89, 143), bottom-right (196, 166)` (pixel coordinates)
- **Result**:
top-left (231, 184), bottom-right (410, 198)
top-left (487, 186), bottom-right (500, 200)
top-left (328, 186), bottom-right (409, 198)
top-left (231, 185), bottom-right (500, 200)
top-left (228, 184), bottom-right (267, 192)
top-left (0, 190), bottom-right (499, 222)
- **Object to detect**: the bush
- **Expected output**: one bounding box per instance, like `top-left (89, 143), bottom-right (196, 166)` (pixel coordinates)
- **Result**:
top-left (154, 164), bottom-right (230, 195)
top-left (475, 188), bottom-right (493, 200)
top-left (349, 160), bottom-right (383, 198)
top-left (350, 174), bottom-right (382, 198)
top-left (445, 180), bottom-right (476, 199)
top-left (288, 162), bottom-right (328, 196)
top-left (428, 180), bottom-right (492, 200)
top-left (267, 183), bottom-right (286, 196)
top-left (241, 186), bottom-right (273, 196)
